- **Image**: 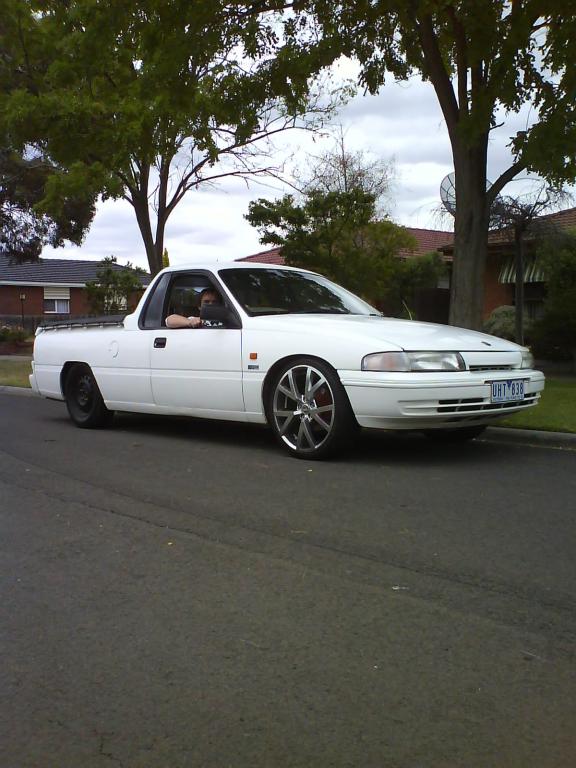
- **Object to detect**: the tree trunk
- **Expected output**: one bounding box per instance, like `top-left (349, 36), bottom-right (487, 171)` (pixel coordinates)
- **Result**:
top-left (146, 241), bottom-right (163, 277)
top-left (154, 208), bottom-right (167, 278)
top-left (153, 161), bottom-right (169, 277)
top-left (449, 144), bottom-right (490, 330)
top-left (132, 196), bottom-right (162, 276)
top-left (153, 237), bottom-right (164, 276)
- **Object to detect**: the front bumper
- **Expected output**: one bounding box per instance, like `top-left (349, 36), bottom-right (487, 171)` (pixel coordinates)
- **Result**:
top-left (340, 369), bottom-right (545, 430)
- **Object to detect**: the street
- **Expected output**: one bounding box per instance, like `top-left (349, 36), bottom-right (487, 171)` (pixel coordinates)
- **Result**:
top-left (1, 392), bottom-right (576, 768)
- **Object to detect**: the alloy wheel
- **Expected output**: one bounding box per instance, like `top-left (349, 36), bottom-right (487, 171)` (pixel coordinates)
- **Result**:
top-left (272, 364), bottom-right (336, 453)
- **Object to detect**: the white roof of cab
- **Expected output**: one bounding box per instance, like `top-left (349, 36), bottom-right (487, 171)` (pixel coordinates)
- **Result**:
top-left (159, 261), bottom-right (310, 275)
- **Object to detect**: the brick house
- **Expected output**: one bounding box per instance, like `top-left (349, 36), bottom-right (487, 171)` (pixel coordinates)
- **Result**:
top-left (468, 206), bottom-right (576, 322)
top-left (0, 255), bottom-right (150, 331)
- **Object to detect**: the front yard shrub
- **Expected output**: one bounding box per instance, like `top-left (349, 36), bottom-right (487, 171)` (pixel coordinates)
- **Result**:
top-left (0, 325), bottom-right (28, 343)
top-left (483, 306), bottom-right (532, 342)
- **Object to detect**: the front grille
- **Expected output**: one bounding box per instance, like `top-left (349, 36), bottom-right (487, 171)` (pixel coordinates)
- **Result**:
top-left (437, 393), bottom-right (539, 414)
top-left (469, 364), bottom-right (516, 372)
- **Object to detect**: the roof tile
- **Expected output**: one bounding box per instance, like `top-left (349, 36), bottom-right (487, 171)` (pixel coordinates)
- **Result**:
top-left (0, 255), bottom-right (151, 285)
top-left (237, 247), bottom-right (285, 265)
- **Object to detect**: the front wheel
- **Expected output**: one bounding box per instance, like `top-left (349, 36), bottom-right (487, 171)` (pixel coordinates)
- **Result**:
top-left (423, 425), bottom-right (486, 443)
top-left (65, 364), bottom-right (114, 428)
top-left (266, 358), bottom-right (355, 459)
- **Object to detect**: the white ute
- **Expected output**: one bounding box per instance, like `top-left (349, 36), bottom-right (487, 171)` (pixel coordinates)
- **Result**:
top-left (30, 262), bottom-right (545, 459)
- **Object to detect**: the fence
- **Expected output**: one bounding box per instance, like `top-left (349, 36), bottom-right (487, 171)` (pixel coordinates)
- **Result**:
top-left (0, 315), bottom-right (71, 334)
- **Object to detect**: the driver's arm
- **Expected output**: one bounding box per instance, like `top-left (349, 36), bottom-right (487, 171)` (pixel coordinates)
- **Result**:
top-left (165, 314), bottom-right (201, 329)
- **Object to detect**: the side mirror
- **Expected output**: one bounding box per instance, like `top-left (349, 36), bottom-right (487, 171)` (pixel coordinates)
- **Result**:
top-left (200, 303), bottom-right (240, 328)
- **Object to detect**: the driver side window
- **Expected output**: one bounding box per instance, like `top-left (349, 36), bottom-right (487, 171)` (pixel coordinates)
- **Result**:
top-left (164, 275), bottom-right (219, 327)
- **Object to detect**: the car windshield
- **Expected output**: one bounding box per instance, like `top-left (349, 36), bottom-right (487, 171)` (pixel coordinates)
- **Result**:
top-left (218, 268), bottom-right (380, 317)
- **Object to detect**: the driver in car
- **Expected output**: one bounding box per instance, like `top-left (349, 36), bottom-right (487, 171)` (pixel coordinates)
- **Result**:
top-left (165, 289), bottom-right (222, 328)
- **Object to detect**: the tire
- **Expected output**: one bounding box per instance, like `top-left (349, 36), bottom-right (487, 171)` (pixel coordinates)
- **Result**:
top-left (423, 425), bottom-right (486, 443)
top-left (266, 357), bottom-right (355, 459)
top-left (65, 363), bottom-right (114, 429)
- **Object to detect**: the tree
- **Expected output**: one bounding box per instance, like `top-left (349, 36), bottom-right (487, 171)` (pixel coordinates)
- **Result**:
top-left (0, 147), bottom-right (96, 261)
top-left (534, 231), bottom-right (576, 365)
top-left (0, 4), bottom-right (96, 260)
top-left (384, 251), bottom-right (446, 319)
top-left (1, 1), bottom-right (334, 275)
top-left (290, 1), bottom-right (576, 329)
top-left (292, 128), bottom-right (395, 215)
top-left (490, 184), bottom-right (570, 344)
top-left (0, 0), bottom-right (96, 259)
top-left (85, 256), bottom-right (146, 315)
top-left (246, 188), bottom-right (416, 303)
top-left (247, 139), bottom-right (442, 309)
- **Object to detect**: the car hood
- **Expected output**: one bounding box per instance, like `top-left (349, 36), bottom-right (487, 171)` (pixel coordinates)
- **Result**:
top-left (247, 314), bottom-right (522, 352)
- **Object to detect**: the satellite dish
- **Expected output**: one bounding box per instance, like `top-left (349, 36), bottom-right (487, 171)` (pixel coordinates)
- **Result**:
top-left (440, 172), bottom-right (456, 216)
top-left (440, 172), bottom-right (494, 217)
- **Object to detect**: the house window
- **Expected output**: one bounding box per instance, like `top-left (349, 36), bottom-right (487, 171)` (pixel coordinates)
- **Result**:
top-left (437, 275), bottom-right (450, 289)
top-left (43, 287), bottom-right (71, 314)
top-left (43, 298), bottom-right (70, 314)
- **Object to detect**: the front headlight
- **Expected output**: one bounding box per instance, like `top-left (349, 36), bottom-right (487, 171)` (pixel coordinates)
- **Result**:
top-left (362, 351), bottom-right (466, 372)
top-left (520, 350), bottom-right (534, 369)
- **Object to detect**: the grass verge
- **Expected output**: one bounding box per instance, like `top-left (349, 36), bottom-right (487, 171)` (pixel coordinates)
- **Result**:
top-left (0, 359), bottom-right (32, 388)
top-left (499, 377), bottom-right (576, 434)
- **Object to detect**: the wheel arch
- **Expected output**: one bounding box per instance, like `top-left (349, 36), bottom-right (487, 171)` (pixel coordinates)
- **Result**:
top-left (261, 354), bottom-right (355, 424)
top-left (60, 361), bottom-right (90, 397)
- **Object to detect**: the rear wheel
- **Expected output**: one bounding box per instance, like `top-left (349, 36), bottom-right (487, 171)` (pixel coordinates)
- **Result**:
top-left (424, 425), bottom-right (486, 443)
top-left (65, 364), bottom-right (114, 428)
top-left (267, 358), bottom-right (355, 459)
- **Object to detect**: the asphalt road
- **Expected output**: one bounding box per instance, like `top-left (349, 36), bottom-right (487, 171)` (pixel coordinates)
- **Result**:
top-left (1, 393), bottom-right (576, 768)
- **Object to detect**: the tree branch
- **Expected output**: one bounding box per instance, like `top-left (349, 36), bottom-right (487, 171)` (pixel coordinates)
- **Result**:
top-left (16, 15), bottom-right (38, 96)
top-left (155, 155), bottom-right (170, 243)
top-left (237, 1), bottom-right (299, 18)
top-left (445, 5), bottom-right (468, 115)
top-left (488, 159), bottom-right (527, 204)
top-left (415, 12), bottom-right (460, 142)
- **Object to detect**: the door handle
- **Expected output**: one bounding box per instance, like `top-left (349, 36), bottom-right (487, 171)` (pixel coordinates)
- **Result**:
top-left (154, 337), bottom-right (167, 348)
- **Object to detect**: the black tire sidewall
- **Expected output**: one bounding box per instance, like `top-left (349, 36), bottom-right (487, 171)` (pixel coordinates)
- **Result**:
top-left (65, 364), bottom-right (112, 428)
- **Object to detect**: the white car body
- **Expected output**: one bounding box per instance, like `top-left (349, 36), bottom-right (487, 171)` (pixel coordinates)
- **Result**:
top-left (30, 262), bottom-right (545, 452)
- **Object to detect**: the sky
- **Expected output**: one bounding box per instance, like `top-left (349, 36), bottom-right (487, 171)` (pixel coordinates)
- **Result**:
top-left (41, 66), bottom-right (545, 272)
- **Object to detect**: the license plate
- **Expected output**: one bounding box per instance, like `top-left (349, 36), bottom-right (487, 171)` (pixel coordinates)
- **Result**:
top-left (490, 379), bottom-right (526, 403)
